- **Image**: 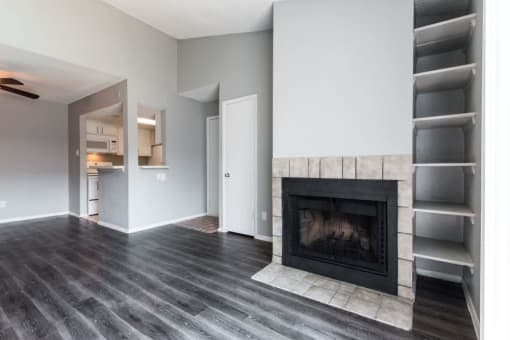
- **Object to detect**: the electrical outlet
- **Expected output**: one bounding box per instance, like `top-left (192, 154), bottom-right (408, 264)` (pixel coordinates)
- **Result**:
top-left (0, 201), bottom-right (7, 209)
top-left (261, 211), bottom-right (267, 222)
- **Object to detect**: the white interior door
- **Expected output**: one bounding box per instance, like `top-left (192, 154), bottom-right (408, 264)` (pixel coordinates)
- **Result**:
top-left (207, 116), bottom-right (220, 217)
top-left (222, 95), bottom-right (257, 236)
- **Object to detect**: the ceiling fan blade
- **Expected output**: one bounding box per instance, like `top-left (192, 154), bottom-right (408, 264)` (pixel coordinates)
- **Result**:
top-left (0, 85), bottom-right (39, 99)
top-left (0, 78), bottom-right (24, 85)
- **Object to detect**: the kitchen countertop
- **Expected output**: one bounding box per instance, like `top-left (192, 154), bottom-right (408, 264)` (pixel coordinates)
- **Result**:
top-left (89, 166), bottom-right (125, 172)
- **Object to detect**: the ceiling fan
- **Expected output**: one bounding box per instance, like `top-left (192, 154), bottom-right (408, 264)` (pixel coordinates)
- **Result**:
top-left (0, 77), bottom-right (39, 99)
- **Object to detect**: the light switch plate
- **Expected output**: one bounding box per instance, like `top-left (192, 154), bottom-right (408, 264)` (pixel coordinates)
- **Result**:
top-left (0, 201), bottom-right (7, 209)
top-left (261, 211), bottom-right (267, 222)
top-left (156, 173), bottom-right (167, 181)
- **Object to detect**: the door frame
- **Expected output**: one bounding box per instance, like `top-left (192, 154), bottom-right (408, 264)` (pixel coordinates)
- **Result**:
top-left (221, 94), bottom-right (258, 236)
top-left (206, 115), bottom-right (219, 217)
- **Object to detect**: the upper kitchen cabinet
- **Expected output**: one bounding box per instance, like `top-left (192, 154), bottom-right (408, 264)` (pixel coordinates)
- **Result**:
top-left (85, 104), bottom-right (124, 156)
top-left (87, 119), bottom-right (118, 137)
top-left (138, 105), bottom-right (166, 166)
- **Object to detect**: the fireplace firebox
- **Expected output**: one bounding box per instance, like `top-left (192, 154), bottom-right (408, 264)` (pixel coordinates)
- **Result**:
top-left (282, 178), bottom-right (398, 295)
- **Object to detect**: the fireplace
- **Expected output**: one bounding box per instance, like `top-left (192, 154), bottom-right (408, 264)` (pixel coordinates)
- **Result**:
top-left (282, 178), bottom-right (398, 295)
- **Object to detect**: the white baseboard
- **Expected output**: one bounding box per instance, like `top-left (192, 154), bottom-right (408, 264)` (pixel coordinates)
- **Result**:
top-left (416, 268), bottom-right (462, 283)
top-left (129, 213), bottom-right (207, 234)
top-left (97, 220), bottom-right (129, 234)
top-left (0, 211), bottom-right (70, 225)
top-left (254, 234), bottom-right (272, 242)
top-left (68, 212), bottom-right (81, 218)
top-left (462, 281), bottom-right (480, 339)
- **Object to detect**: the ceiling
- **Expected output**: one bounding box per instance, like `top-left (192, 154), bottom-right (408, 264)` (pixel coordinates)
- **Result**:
top-left (102, 0), bottom-right (281, 39)
top-left (0, 44), bottom-right (121, 104)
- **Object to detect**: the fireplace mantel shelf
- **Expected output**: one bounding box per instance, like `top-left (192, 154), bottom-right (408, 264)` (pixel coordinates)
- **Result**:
top-left (414, 236), bottom-right (475, 272)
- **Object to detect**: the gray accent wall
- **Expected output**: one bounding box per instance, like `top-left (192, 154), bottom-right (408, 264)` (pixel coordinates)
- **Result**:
top-left (0, 95), bottom-right (68, 221)
top-left (273, 0), bottom-right (413, 158)
top-left (178, 31), bottom-right (273, 237)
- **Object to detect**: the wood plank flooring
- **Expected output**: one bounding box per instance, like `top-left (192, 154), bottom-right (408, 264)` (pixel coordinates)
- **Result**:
top-left (0, 216), bottom-right (476, 340)
top-left (175, 216), bottom-right (219, 234)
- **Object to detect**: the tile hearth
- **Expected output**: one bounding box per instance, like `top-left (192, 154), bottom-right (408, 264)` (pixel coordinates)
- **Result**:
top-left (252, 263), bottom-right (413, 331)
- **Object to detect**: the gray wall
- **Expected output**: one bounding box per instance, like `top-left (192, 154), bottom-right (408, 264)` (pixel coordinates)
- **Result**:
top-left (0, 95), bottom-right (68, 221)
top-left (273, 0), bottom-right (413, 158)
top-left (178, 31), bottom-right (273, 237)
top-left (464, 0), bottom-right (484, 320)
top-left (0, 0), bottom-right (214, 231)
top-left (129, 96), bottom-right (218, 228)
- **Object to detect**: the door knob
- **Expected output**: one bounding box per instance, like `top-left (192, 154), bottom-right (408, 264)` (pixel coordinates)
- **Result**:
top-left (224, 173), bottom-right (231, 178)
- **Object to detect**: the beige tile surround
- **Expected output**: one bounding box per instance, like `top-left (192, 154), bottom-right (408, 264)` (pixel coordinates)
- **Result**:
top-left (252, 263), bottom-right (413, 330)
top-left (254, 154), bottom-right (415, 330)
top-left (271, 155), bottom-right (415, 301)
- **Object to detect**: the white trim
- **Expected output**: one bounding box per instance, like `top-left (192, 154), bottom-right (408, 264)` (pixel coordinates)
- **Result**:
top-left (206, 115), bottom-right (220, 217)
top-left (129, 213), bottom-right (207, 234)
top-left (97, 220), bottom-right (129, 233)
top-left (254, 234), bottom-right (272, 243)
top-left (416, 268), bottom-right (462, 283)
top-left (0, 212), bottom-right (70, 225)
top-left (482, 1), bottom-right (510, 339)
top-left (221, 94), bottom-right (258, 236)
top-left (463, 281), bottom-right (481, 339)
top-left (68, 211), bottom-right (81, 218)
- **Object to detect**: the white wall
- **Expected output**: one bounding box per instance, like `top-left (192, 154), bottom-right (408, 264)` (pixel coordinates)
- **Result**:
top-left (0, 95), bottom-right (68, 222)
top-left (273, 0), bottom-right (413, 158)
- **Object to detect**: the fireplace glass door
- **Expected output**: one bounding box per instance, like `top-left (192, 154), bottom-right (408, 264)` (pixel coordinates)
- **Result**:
top-left (294, 196), bottom-right (387, 274)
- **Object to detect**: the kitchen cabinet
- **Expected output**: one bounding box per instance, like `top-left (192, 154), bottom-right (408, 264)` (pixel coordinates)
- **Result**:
top-left (86, 120), bottom-right (100, 135)
top-left (87, 119), bottom-right (118, 137)
top-left (149, 144), bottom-right (163, 165)
top-left (138, 128), bottom-right (153, 157)
top-left (154, 111), bottom-right (163, 145)
top-left (101, 123), bottom-right (118, 137)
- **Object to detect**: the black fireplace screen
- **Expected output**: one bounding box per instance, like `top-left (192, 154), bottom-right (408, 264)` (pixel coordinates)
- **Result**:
top-left (295, 196), bottom-right (386, 273)
top-left (282, 178), bottom-right (398, 295)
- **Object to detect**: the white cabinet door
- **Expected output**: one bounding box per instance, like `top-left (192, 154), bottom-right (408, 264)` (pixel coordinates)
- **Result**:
top-left (86, 120), bottom-right (100, 136)
top-left (101, 123), bottom-right (118, 137)
top-left (138, 128), bottom-right (152, 157)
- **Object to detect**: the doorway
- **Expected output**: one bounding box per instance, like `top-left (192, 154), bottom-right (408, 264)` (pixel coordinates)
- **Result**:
top-left (221, 95), bottom-right (258, 236)
top-left (207, 116), bottom-right (220, 217)
top-left (79, 103), bottom-right (124, 223)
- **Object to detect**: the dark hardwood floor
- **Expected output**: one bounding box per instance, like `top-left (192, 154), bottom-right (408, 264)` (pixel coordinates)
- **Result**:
top-left (0, 216), bottom-right (476, 340)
